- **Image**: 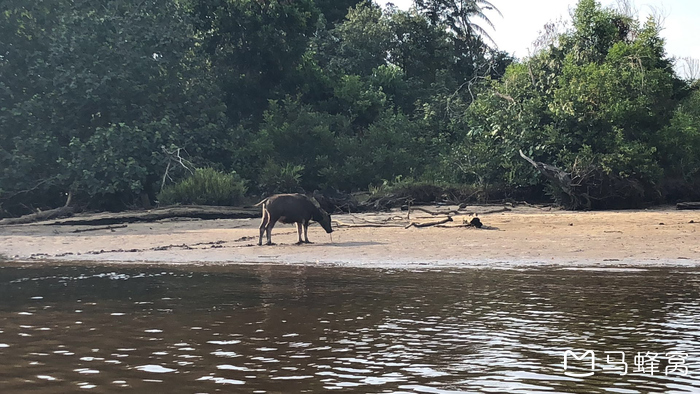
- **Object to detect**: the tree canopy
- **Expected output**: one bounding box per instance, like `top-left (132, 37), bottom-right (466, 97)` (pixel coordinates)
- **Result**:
top-left (0, 0), bottom-right (697, 216)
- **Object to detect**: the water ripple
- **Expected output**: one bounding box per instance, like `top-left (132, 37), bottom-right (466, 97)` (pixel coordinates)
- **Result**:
top-left (0, 264), bottom-right (699, 392)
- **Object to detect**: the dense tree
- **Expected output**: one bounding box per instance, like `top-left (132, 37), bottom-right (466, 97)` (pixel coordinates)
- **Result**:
top-left (1, 0), bottom-right (697, 216)
top-left (190, 0), bottom-right (322, 124)
top-left (655, 89), bottom-right (700, 200)
top-left (449, 0), bottom-right (687, 208)
top-left (414, 0), bottom-right (501, 46)
top-left (1, 0), bottom-right (70, 209)
top-left (315, 0), bottom-right (366, 27)
top-left (1, 0), bottom-right (228, 213)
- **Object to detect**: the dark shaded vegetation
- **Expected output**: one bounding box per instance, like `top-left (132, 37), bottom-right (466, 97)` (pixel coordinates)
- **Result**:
top-left (1, 0), bottom-right (698, 217)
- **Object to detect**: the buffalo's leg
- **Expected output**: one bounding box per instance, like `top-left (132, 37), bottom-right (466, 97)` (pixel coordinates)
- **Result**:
top-left (295, 222), bottom-right (304, 244)
top-left (265, 219), bottom-right (277, 245)
top-left (303, 220), bottom-right (312, 243)
top-left (258, 209), bottom-right (269, 246)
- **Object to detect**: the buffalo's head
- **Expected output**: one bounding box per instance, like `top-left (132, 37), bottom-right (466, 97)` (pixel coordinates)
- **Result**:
top-left (317, 210), bottom-right (333, 233)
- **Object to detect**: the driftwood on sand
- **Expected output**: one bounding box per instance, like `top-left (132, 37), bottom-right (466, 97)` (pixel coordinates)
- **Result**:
top-left (405, 216), bottom-right (454, 228)
top-left (71, 224), bottom-right (129, 233)
top-left (51, 206), bottom-right (260, 226)
top-left (405, 216), bottom-right (484, 229)
top-left (677, 202), bottom-right (700, 210)
top-left (0, 206), bottom-right (77, 225)
top-left (410, 206), bottom-right (511, 217)
top-left (0, 205), bottom-right (260, 226)
top-left (332, 204), bottom-right (491, 230)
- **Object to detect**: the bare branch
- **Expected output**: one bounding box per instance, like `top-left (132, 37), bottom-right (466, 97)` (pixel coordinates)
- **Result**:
top-left (493, 91), bottom-right (515, 103)
top-left (677, 57), bottom-right (700, 83)
top-left (0, 176), bottom-right (60, 201)
top-left (531, 17), bottom-right (569, 54)
top-left (160, 146), bottom-right (196, 191)
top-left (648, 5), bottom-right (668, 30)
top-left (614, 0), bottom-right (638, 19)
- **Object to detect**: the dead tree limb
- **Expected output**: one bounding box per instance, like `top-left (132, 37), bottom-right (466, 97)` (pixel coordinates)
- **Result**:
top-left (0, 206), bottom-right (77, 225)
top-left (412, 206), bottom-right (511, 216)
top-left (71, 224), bottom-right (128, 233)
top-left (160, 146), bottom-right (196, 192)
top-left (480, 207), bottom-right (511, 215)
top-left (410, 207), bottom-right (461, 216)
top-left (677, 202), bottom-right (700, 210)
top-left (49, 205), bottom-right (259, 226)
top-left (519, 150), bottom-right (572, 188)
top-left (405, 216), bottom-right (454, 229)
top-left (493, 91), bottom-right (515, 103)
top-left (519, 149), bottom-right (581, 208)
top-left (0, 176), bottom-right (60, 202)
top-left (461, 207), bottom-right (512, 215)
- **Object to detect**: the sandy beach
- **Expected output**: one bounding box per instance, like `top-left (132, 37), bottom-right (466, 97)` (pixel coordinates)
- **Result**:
top-left (0, 205), bottom-right (698, 268)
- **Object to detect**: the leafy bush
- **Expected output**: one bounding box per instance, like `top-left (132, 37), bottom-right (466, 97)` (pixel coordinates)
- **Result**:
top-left (157, 168), bottom-right (247, 206)
top-left (655, 89), bottom-right (700, 201)
top-left (368, 175), bottom-right (480, 206)
top-left (258, 161), bottom-right (305, 194)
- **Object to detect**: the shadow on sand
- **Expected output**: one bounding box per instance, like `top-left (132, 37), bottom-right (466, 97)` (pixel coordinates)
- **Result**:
top-left (325, 241), bottom-right (383, 247)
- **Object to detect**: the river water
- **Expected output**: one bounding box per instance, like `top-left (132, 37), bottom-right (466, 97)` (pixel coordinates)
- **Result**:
top-left (0, 263), bottom-right (698, 393)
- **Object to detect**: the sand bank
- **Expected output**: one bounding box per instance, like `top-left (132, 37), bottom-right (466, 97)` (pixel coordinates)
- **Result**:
top-left (0, 205), bottom-right (698, 269)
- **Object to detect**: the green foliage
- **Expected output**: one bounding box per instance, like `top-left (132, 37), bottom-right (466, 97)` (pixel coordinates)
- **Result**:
top-left (333, 110), bottom-right (427, 189)
top-left (1, 0), bottom-right (697, 215)
top-left (258, 162), bottom-right (306, 194)
top-left (157, 168), bottom-right (247, 206)
top-left (250, 98), bottom-right (344, 190)
top-left (414, 0), bottom-right (502, 46)
top-left (191, 0), bottom-right (322, 124)
top-left (368, 175), bottom-right (479, 205)
top-left (328, 2), bottom-right (391, 76)
top-left (0, 0), bottom-right (229, 213)
top-left (445, 0), bottom-right (687, 208)
top-left (655, 89), bottom-right (700, 198)
top-left (63, 122), bottom-right (169, 197)
top-left (413, 0), bottom-right (505, 84)
top-left (247, 98), bottom-right (429, 193)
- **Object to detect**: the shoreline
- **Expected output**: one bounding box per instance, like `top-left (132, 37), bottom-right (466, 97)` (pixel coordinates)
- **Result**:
top-left (1, 205), bottom-right (698, 269)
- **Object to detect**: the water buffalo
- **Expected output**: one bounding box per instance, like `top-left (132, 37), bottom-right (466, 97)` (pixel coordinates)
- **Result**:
top-left (256, 193), bottom-right (333, 245)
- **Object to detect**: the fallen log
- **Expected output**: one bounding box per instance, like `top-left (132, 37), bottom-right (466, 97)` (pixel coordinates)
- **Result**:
top-left (0, 206), bottom-right (76, 225)
top-left (467, 207), bottom-right (511, 215)
top-left (410, 207), bottom-right (461, 216)
top-left (405, 216), bottom-right (454, 229)
top-left (409, 206), bottom-right (511, 217)
top-left (677, 202), bottom-right (700, 210)
top-left (71, 224), bottom-right (128, 233)
top-left (49, 205), bottom-right (260, 226)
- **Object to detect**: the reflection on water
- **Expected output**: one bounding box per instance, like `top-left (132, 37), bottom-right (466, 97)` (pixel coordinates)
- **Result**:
top-left (0, 263), bottom-right (699, 393)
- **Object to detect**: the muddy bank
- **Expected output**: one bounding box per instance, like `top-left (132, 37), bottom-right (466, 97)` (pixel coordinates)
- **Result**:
top-left (0, 205), bottom-right (698, 268)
